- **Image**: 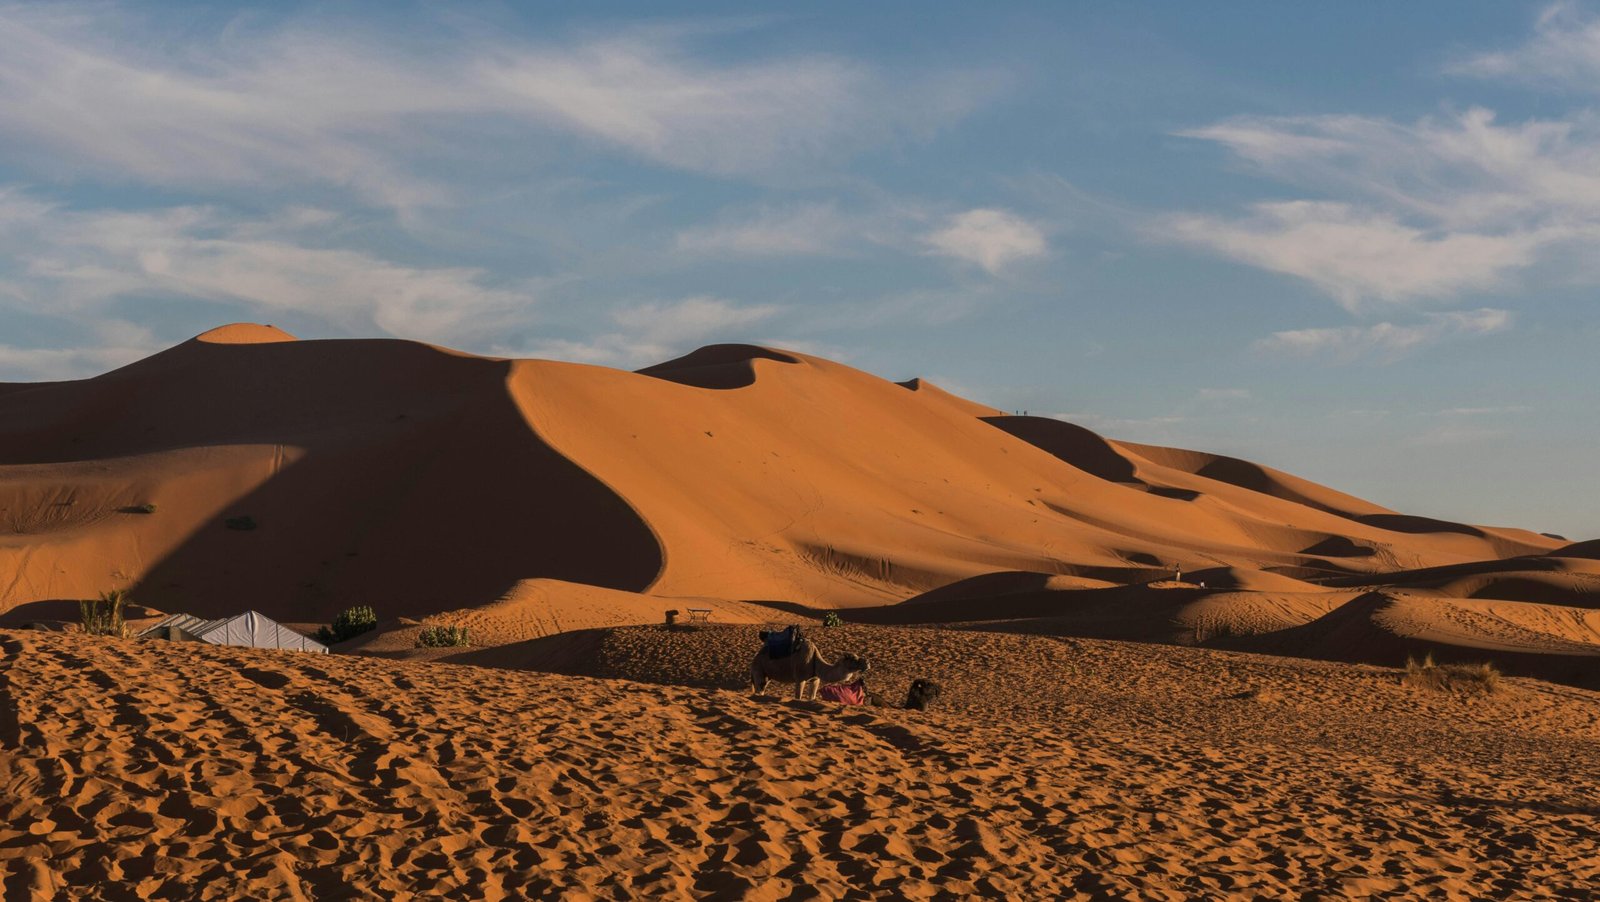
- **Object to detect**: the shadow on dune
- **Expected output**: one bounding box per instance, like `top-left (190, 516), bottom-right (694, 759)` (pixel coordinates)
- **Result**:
top-left (448, 628), bottom-right (614, 675)
top-left (2, 337), bottom-right (663, 622)
top-left (635, 344), bottom-right (800, 390)
top-left (1211, 591), bottom-right (1600, 691)
top-left (980, 416), bottom-right (1139, 483)
top-left (1299, 536), bottom-right (1377, 559)
top-left (1315, 556), bottom-right (1563, 590)
top-left (1355, 514), bottom-right (1486, 538)
top-left (846, 573), bottom-right (1207, 641)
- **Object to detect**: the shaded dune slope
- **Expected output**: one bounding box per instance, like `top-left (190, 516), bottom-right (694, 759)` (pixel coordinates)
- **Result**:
top-left (0, 326), bottom-right (659, 622)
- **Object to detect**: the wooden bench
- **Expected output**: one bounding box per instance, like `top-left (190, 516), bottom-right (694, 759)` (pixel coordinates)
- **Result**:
top-left (685, 608), bottom-right (712, 625)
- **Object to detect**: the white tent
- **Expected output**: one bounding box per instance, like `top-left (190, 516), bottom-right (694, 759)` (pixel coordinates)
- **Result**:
top-left (139, 610), bottom-right (328, 653)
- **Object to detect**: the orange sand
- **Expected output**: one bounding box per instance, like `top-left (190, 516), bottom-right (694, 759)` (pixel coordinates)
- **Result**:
top-left (3, 628), bottom-right (1597, 899)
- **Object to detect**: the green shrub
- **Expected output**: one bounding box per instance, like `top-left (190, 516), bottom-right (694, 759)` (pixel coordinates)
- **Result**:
top-left (225, 515), bottom-right (257, 531)
top-left (1404, 653), bottom-right (1501, 695)
top-left (124, 503), bottom-right (157, 515)
top-left (316, 605), bottom-right (378, 644)
top-left (822, 611), bottom-right (843, 628)
top-left (80, 590), bottom-right (128, 637)
top-left (416, 625), bottom-right (470, 648)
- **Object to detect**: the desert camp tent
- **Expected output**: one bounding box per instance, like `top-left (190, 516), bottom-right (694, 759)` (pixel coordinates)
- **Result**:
top-left (139, 610), bottom-right (328, 653)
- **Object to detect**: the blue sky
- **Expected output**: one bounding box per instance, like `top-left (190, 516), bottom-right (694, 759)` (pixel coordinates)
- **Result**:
top-left (1, 2), bottom-right (1597, 539)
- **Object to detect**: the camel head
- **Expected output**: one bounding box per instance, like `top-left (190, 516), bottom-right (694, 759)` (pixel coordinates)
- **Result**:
top-left (834, 654), bottom-right (869, 682)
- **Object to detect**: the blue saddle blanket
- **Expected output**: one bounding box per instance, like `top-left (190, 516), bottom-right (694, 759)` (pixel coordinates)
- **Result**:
top-left (764, 626), bottom-right (803, 660)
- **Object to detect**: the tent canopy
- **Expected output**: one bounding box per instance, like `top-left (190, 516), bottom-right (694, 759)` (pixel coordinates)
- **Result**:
top-left (140, 610), bottom-right (328, 653)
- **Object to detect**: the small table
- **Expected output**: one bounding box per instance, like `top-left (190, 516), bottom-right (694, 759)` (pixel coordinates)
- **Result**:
top-left (685, 608), bottom-right (712, 625)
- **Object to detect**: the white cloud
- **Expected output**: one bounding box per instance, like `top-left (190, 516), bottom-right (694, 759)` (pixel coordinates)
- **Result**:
top-left (1162, 201), bottom-right (1547, 310)
top-left (0, 8), bottom-right (990, 203)
top-left (924, 209), bottom-right (1047, 275)
top-left (611, 296), bottom-right (782, 344)
top-left (0, 192), bottom-right (530, 344)
top-left (515, 296), bottom-right (782, 367)
top-left (1449, 2), bottom-right (1600, 90)
top-left (1167, 101), bottom-right (1600, 310)
top-left (1181, 109), bottom-right (1600, 229)
top-left (1253, 308), bottom-right (1512, 362)
top-left (481, 38), bottom-right (971, 178)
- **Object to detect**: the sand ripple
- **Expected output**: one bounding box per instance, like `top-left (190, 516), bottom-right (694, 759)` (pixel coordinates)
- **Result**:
top-left (2, 629), bottom-right (1598, 899)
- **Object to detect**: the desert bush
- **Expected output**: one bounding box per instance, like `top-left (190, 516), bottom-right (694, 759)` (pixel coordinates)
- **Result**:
top-left (80, 590), bottom-right (128, 637)
top-left (224, 515), bottom-right (257, 531)
top-left (1403, 653), bottom-right (1501, 695)
top-left (316, 605), bottom-right (378, 644)
top-left (416, 625), bottom-right (470, 648)
top-left (124, 503), bottom-right (157, 514)
top-left (822, 611), bottom-right (843, 628)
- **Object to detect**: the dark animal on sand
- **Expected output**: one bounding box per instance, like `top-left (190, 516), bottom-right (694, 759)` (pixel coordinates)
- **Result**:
top-left (904, 679), bottom-right (943, 711)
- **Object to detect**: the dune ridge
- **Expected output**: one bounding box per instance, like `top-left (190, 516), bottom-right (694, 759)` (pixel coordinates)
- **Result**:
top-left (0, 326), bottom-right (1593, 681)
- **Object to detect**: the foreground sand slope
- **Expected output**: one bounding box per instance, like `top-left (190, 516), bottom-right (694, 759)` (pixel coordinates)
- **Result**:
top-left (2, 629), bottom-right (1597, 899)
top-left (0, 326), bottom-right (1565, 625)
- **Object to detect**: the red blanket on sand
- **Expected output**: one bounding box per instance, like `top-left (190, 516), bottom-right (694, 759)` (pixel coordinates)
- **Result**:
top-left (818, 682), bottom-right (866, 705)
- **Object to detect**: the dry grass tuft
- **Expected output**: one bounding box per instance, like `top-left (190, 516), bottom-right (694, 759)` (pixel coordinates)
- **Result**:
top-left (1403, 653), bottom-right (1501, 695)
top-left (79, 590), bottom-right (128, 637)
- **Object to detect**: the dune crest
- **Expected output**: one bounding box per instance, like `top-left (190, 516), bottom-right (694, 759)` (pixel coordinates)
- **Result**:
top-left (193, 323), bottom-right (299, 344)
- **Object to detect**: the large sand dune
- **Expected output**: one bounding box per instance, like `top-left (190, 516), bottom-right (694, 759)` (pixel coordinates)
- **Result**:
top-left (1, 325), bottom-right (1594, 679)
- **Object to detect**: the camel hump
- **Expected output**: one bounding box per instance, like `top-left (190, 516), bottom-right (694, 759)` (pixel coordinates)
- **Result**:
top-left (761, 625), bottom-right (806, 659)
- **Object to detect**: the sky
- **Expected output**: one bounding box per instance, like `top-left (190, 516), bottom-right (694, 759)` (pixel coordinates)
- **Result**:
top-left (1, 2), bottom-right (1597, 539)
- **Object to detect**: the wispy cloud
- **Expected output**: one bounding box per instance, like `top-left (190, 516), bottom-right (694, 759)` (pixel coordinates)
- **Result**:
top-left (1449, 2), bottom-right (1600, 91)
top-left (1163, 109), bottom-right (1600, 313)
top-left (924, 209), bottom-right (1047, 275)
top-left (0, 191), bottom-right (531, 344)
top-left (1161, 201), bottom-right (1548, 309)
top-left (1178, 108), bottom-right (1600, 231)
top-left (0, 7), bottom-right (991, 205)
top-left (1253, 308), bottom-right (1512, 362)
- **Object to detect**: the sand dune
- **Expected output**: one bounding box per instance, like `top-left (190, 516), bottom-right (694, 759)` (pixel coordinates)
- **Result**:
top-left (4, 326), bottom-right (1600, 897)
top-left (3, 628), bottom-right (1597, 899)
top-left (0, 325), bottom-right (1593, 681)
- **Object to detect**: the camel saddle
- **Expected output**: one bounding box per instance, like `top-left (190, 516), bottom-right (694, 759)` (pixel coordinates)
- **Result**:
top-left (763, 625), bottom-right (805, 660)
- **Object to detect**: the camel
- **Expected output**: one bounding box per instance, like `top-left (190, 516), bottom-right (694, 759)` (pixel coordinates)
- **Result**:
top-left (750, 633), bottom-right (869, 701)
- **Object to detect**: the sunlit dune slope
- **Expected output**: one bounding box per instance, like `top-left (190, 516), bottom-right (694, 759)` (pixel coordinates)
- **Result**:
top-left (0, 325), bottom-right (1578, 664)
